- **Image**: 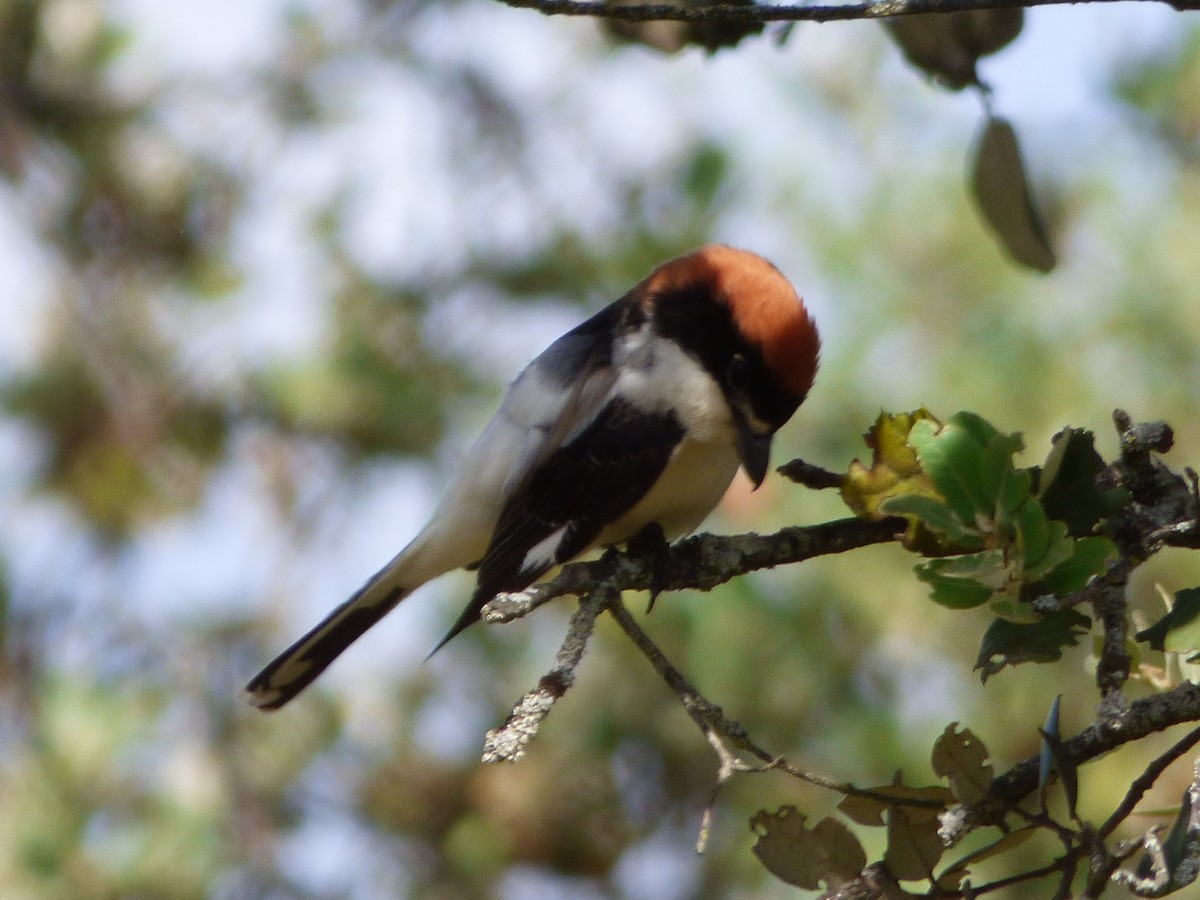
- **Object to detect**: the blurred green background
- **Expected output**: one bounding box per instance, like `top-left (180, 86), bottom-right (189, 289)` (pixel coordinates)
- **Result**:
top-left (2, 1), bottom-right (1200, 897)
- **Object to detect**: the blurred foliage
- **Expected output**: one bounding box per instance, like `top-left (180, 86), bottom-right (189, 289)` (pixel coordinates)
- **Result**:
top-left (0, 1), bottom-right (1199, 898)
top-left (1115, 27), bottom-right (1200, 159)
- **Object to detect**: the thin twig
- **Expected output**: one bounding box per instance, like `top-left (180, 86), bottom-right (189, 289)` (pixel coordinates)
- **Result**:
top-left (605, 593), bottom-right (950, 810)
top-left (1100, 724), bottom-right (1200, 839)
top-left (481, 587), bottom-right (609, 762)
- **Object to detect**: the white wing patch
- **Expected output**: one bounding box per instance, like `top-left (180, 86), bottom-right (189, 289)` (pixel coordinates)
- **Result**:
top-left (518, 525), bottom-right (569, 578)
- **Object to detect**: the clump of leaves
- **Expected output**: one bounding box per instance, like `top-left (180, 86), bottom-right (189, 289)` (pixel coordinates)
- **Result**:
top-left (844, 410), bottom-right (1124, 679)
top-left (751, 720), bottom-right (1076, 894)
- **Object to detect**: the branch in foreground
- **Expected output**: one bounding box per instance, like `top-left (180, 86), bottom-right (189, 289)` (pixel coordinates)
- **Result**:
top-left (498, 0), bottom-right (1200, 25)
top-left (482, 516), bottom-right (903, 625)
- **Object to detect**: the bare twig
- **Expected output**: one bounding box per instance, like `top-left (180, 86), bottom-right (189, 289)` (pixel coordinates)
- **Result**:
top-left (777, 457), bottom-right (844, 490)
top-left (605, 592), bottom-right (949, 811)
top-left (482, 587), bottom-right (609, 762)
top-left (1099, 724), bottom-right (1200, 839)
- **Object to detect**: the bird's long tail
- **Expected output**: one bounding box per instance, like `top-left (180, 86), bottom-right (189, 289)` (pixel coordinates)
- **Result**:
top-left (245, 566), bottom-right (411, 710)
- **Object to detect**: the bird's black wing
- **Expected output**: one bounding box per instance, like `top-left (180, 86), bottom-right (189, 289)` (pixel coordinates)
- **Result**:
top-left (431, 398), bottom-right (684, 650)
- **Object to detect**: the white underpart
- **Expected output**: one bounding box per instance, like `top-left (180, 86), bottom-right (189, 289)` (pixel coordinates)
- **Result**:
top-left (599, 328), bottom-right (740, 544)
top-left (273, 315), bottom-right (738, 656)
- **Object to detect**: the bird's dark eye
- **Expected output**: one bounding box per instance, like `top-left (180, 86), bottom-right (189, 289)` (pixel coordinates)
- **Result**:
top-left (727, 354), bottom-right (749, 392)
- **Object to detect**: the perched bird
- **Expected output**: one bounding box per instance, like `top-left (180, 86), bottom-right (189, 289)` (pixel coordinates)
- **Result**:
top-left (246, 245), bottom-right (820, 710)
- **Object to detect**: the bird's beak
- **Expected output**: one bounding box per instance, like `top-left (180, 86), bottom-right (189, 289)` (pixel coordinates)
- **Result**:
top-left (736, 421), bottom-right (773, 490)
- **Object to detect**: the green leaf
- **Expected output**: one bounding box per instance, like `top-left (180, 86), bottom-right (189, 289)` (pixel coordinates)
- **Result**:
top-left (931, 724), bottom-right (994, 804)
top-left (925, 550), bottom-right (1012, 588)
top-left (1038, 428), bottom-right (1126, 537)
top-left (879, 494), bottom-right (981, 546)
top-left (1025, 521), bottom-right (1073, 581)
top-left (980, 432), bottom-right (1027, 514)
top-left (750, 809), bottom-right (866, 890)
top-left (909, 412), bottom-right (1028, 528)
top-left (996, 464), bottom-right (1033, 519)
top-left (916, 559), bottom-right (997, 610)
top-left (1137, 587), bottom-right (1200, 656)
top-left (1009, 498), bottom-right (1050, 570)
top-left (975, 610), bottom-right (1092, 682)
top-left (947, 411), bottom-right (1004, 449)
top-left (908, 417), bottom-right (987, 523)
top-left (987, 597), bottom-right (1041, 624)
top-left (1036, 537), bottom-right (1116, 594)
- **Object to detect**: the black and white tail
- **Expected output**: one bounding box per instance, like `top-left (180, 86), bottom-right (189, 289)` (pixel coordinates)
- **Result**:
top-left (245, 572), bottom-right (410, 710)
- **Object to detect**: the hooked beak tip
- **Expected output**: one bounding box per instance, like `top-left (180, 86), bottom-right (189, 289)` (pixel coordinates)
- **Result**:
top-left (737, 429), bottom-right (772, 490)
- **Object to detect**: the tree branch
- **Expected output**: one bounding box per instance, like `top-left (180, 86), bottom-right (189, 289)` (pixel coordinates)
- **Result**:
top-left (482, 515), bottom-right (903, 625)
top-left (989, 683), bottom-right (1200, 810)
top-left (497, 0), bottom-right (1199, 26)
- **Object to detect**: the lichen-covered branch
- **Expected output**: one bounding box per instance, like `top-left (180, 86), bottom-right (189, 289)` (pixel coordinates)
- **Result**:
top-left (482, 515), bottom-right (903, 625)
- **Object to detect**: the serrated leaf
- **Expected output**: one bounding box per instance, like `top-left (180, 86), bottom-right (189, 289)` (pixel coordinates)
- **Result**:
top-left (885, 807), bottom-right (946, 881)
top-left (1137, 587), bottom-right (1200, 656)
top-left (932, 724), bottom-right (994, 804)
top-left (947, 411), bottom-right (1006, 450)
top-left (909, 418), bottom-right (988, 522)
top-left (843, 410), bottom-right (942, 520)
top-left (750, 808), bottom-right (866, 889)
top-left (975, 609), bottom-right (1092, 681)
top-left (867, 409), bottom-right (937, 477)
top-left (1037, 536), bottom-right (1116, 594)
top-left (1038, 428), bottom-right (1125, 536)
top-left (971, 116), bottom-right (1056, 273)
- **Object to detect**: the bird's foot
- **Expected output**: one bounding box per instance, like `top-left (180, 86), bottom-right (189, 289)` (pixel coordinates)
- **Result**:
top-left (627, 522), bottom-right (671, 613)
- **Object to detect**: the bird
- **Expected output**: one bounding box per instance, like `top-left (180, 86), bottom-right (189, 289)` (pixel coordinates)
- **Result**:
top-left (246, 245), bottom-right (820, 710)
